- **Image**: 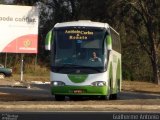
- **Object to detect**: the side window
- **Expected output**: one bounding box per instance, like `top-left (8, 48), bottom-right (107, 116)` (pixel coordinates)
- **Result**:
top-left (110, 28), bottom-right (121, 53)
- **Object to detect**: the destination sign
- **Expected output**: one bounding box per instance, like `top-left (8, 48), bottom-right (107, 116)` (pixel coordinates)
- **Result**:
top-left (65, 30), bottom-right (94, 40)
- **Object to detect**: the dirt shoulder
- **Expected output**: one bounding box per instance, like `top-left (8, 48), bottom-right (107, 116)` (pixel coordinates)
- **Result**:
top-left (122, 80), bottom-right (160, 94)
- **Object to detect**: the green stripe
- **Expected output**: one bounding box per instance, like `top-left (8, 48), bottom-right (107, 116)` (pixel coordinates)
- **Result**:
top-left (51, 85), bottom-right (108, 96)
top-left (106, 35), bottom-right (112, 50)
top-left (45, 30), bottom-right (53, 45)
top-left (107, 35), bottom-right (112, 45)
top-left (68, 74), bottom-right (88, 83)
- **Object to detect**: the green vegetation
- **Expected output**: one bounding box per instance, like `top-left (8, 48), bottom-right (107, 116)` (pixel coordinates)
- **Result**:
top-left (0, 0), bottom-right (159, 84)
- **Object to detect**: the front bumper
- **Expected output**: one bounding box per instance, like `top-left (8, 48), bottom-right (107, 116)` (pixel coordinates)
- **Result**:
top-left (51, 85), bottom-right (108, 96)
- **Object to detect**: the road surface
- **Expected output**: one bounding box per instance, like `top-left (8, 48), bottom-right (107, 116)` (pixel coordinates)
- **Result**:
top-left (0, 83), bottom-right (160, 100)
top-left (0, 84), bottom-right (160, 111)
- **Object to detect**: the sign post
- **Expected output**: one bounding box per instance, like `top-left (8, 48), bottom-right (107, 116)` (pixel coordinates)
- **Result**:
top-left (5, 53), bottom-right (7, 68)
top-left (20, 54), bottom-right (24, 82)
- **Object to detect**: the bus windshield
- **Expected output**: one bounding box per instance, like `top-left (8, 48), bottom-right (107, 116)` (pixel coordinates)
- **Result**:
top-left (51, 27), bottom-right (107, 74)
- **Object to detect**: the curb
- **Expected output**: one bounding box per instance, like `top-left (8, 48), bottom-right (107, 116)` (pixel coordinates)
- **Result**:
top-left (0, 104), bottom-right (159, 111)
top-left (30, 81), bottom-right (50, 84)
top-left (0, 84), bottom-right (29, 88)
top-left (0, 81), bottom-right (50, 88)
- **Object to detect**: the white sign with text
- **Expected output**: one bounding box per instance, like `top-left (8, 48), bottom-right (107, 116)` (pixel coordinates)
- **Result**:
top-left (0, 5), bottom-right (39, 53)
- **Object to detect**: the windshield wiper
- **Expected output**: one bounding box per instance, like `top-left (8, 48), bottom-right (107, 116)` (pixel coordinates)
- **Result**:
top-left (61, 63), bottom-right (82, 67)
top-left (83, 66), bottom-right (102, 72)
top-left (56, 63), bottom-right (82, 71)
top-left (56, 64), bottom-right (103, 73)
top-left (63, 64), bottom-right (102, 72)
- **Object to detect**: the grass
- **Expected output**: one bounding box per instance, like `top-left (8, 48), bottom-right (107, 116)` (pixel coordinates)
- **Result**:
top-left (6, 64), bottom-right (50, 82)
top-left (4, 74), bottom-right (50, 83)
top-left (122, 80), bottom-right (160, 94)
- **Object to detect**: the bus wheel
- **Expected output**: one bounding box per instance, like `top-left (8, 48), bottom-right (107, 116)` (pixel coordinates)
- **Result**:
top-left (100, 94), bottom-right (110, 100)
top-left (110, 94), bottom-right (117, 100)
top-left (100, 86), bottom-right (110, 100)
top-left (117, 79), bottom-right (120, 92)
top-left (55, 95), bottom-right (65, 101)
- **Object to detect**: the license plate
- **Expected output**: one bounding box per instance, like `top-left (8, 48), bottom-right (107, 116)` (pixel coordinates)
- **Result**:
top-left (73, 90), bottom-right (83, 93)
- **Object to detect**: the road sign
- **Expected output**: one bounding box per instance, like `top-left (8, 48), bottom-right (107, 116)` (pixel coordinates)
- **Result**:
top-left (0, 5), bottom-right (39, 53)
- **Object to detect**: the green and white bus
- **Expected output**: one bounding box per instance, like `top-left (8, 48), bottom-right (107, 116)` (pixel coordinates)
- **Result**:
top-left (45, 20), bottom-right (121, 101)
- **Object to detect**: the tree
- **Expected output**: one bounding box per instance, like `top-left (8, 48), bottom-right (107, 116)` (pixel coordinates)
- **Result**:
top-left (120, 0), bottom-right (160, 84)
top-left (2, 0), bottom-right (159, 83)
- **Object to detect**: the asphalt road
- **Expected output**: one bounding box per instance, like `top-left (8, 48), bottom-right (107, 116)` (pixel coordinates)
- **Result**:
top-left (0, 83), bottom-right (160, 101)
top-left (0, 84), bottom-right (51, 97)
top-left (0, 84), bottom-right (160, 112)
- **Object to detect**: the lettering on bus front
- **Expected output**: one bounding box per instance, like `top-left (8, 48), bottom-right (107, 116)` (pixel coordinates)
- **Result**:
top-left (65, 30), bottom-right (94, 40)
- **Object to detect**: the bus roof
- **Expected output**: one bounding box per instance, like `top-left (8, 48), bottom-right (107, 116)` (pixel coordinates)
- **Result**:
top-left (54, 20), bottom-right (110, 29)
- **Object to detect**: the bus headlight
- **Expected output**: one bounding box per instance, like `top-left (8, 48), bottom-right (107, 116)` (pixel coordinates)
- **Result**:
top-left (91, 81), bottom-right (106, 87)
top-left (51, 81), bottom-right (65, 86)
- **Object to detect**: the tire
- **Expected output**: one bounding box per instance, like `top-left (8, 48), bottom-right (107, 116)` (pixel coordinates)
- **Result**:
top-left (110, 94), bottom-right (117, 100)
top-left (100, 81), bottom-right (111, 100)
top-left (110, 79), bottom-right (120, 100)
top-left (0, 73), bottom-right (5, 79)
top-left (55, 95), bottom-right (65, 101)
top-left (117, 79), bottom-right (120, 92)
top-left (100, 94), bottom-right (110, 100)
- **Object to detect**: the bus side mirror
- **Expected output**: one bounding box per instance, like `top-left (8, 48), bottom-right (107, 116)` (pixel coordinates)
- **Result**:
top-left (45, 30), bottom-right (53, 50)
top-left (107, 35), bottom-right (112, 50)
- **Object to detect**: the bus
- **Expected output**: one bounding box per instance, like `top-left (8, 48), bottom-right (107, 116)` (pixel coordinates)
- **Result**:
top-left (45, 20), bottom-right (121, 101)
